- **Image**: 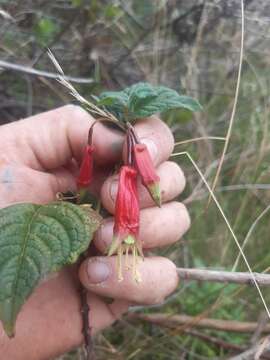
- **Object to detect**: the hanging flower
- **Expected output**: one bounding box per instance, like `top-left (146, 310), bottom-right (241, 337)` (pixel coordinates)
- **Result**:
top-left (76, 144), bottom-right (94, 189)
top-left (108, 165), bottom-right (142, 282)
top-left (133, 143), bottom-right (161, 207)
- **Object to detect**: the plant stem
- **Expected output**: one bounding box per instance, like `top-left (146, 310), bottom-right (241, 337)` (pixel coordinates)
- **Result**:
top-left (76, 190), bottom-right (96, 359)
top-left (88, 118), bottom-right (126, 144)
top-left (79, 280), bottom-right (96, 360)
top-left (127, 130), bottom-right (133, 166)
top-left (127, 122), bottom-right (140, 144)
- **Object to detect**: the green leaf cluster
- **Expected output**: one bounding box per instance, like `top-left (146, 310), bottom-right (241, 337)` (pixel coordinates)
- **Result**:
top-left (0, 202), bottom-right (100, 337)
top-left (96, 82), bottom-right (202, 122)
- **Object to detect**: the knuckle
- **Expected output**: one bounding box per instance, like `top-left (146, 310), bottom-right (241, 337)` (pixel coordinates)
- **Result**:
top-left (64, 104), bottom-right (83, 114)
top-left (63, 104), bottom-right (94, 122)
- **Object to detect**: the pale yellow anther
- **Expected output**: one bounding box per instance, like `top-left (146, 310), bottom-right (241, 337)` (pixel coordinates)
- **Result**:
top-left (115, 241), bottom-right (142, 283)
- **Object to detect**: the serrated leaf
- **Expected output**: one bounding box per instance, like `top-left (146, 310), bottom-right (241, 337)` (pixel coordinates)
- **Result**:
top-left (128, 84), bottom-right (202, 118)
top-left (97, 82), bottom-right (202, 122)
top-left (0, 202), bottom-right (101, 337)
top-left (97, 91), bottom-right (129, 121)
top-left (127, 83), bottom-right (158, 115)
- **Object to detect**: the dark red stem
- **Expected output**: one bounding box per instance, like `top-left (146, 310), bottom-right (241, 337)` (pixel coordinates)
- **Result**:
top-left (127, 122), bottom-right (140, 144)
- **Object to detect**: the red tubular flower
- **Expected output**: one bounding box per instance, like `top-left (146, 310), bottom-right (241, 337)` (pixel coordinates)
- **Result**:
top-left (76, 144), bottom-right (94, 189)
top-left (108, 165), bottom-right (142, 281)
top-left (133, 143), bottom-right (161, 207)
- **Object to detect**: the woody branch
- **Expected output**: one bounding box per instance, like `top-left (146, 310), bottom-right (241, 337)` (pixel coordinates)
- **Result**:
top-left (176, 268), bottom-right (270, 286)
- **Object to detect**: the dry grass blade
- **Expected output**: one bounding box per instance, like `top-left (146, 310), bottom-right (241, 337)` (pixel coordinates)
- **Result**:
top-left (232, 204), bottom-right (270, 271)
top-left (47, 49), bottom-right (119, 123)
top-left (0, 9), bottom-right (14, 21)
top-left (174, 136), bottom-right (226, 146)
top-left (207, 0), bottom-right (245, 205)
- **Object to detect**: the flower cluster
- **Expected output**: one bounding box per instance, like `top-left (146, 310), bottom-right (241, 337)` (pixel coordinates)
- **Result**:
top-left (108, 126), bottom-right (161, 281)
top-left (76, 122), bottom-right (161, 282)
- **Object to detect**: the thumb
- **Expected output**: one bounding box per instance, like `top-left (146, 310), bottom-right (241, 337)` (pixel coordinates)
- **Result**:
top-left (0, 105), bottom-right (124, 171)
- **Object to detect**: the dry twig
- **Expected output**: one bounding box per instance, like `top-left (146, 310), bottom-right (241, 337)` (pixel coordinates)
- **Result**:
top-left (229, 337), bottom-right (270, 360)
top-left (177, 267), bottom-right (270, 286)
top-left (184, 329), bottom-right (245, 353)
top-left (128, 313), bottom-right (270, 334)
top-left (0, 60), bottom-right (93, 84)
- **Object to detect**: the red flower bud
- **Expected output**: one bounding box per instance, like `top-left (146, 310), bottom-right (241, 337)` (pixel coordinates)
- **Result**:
top-left (76, 145), bottom-right (94, 189)
top-left (108, 165), bottom-right (142, 282)
top-left (133, 143), bottom-right (161, 207)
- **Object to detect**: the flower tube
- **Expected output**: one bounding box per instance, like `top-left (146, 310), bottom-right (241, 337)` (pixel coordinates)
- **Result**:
top-left (133, 143), bottom-right (161, 207)
top-left (108, 165), bottom-right (142, 281)
top-left (77, 144), bottom-right (94, 189)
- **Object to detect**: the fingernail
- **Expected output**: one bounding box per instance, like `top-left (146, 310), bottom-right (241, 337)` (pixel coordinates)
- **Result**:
top-left (110, 180), bottom-right (118, 201)
top-left (87, 259), bottom-right (110, 284)
top-left (141, 138), bottom-right (158, 162)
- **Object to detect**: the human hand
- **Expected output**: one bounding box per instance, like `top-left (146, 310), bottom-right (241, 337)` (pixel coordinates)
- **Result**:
top-left (0, 105), bottom-right (190, 359)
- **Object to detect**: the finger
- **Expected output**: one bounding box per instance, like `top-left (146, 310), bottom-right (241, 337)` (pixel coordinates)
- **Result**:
top-left (101, 161), bottom-right (185, 213)
top-left (94, 202), bottom-right (190, 252)
top-left (123, 115), bottom-right (174, 166)
top-left (0, 165), bottom-right (76, 207)
top-left (79, 256), bottom-right (179, 305)
top-left (87, 294), bottom-right (129, 334)
top-left (0, 105), bottom-right (124, 171)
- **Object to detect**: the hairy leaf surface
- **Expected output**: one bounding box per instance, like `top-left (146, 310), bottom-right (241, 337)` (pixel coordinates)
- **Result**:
top-left (0, 202), bottom-right (100, 337)
top-left (97, 82), bottom-right (202, 122)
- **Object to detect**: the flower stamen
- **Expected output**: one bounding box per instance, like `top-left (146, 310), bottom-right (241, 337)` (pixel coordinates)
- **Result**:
top-left (117, 245), bottom-right (124, 282)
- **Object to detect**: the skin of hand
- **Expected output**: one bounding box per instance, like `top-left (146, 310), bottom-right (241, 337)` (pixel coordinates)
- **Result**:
top-left (0, 105), bottom-right (190, 360)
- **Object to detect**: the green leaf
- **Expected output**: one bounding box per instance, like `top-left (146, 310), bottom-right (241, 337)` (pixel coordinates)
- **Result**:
top-left (128, 84), bottom-right (202, 118)
top-left (0, 202), bottom-right (101, 337)
top-left (98, 91), bottom-right (129, 107)
top-left (97, 91), bottom-right (129, 121)
top-left (97, 82), bottom-right (202, 122)
top-left (127, 82), bottom-right (158, 115)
